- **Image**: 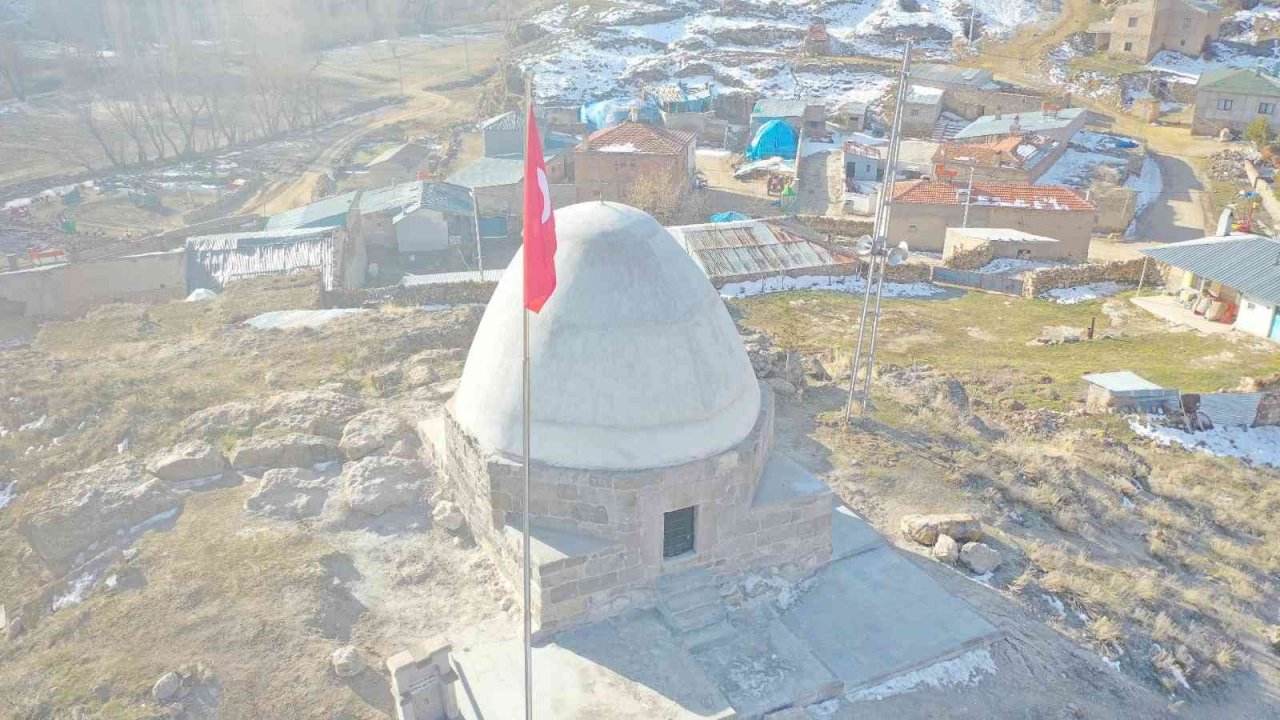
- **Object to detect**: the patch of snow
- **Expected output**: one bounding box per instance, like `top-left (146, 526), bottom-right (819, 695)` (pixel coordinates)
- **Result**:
top-left (1037, 148), bottom-right (1128, 188)
top-left (847, 647), bottom-right (997, 702)
top-left (1122, 495), bottom-right (1136, 510)
top-left (20, 415), bottom-right (47, 432)
top-left (244, 309), bottom-right (367, 330)
top-left (185, 288), bottom-right (217, 302)
top-left (1125, 156), bottom-right (1162, 236)
top-left (1130, 420), bottom-right (1280, 468)
top-left (719, 274), bottom-right (945, 299)
top-left (974, 258), bottom-right (1059, 275)
top-left (0, 482), bottom-right (15, 510)
top-left (1041, 281), bottom-right (1133, 304)
top-left (808, 698), bottom-right (842, 717)
top-left (596, 142), bottom-right (640, 153)
top-left (129, 507), bottom-right (181, 535)
top-left (52, 572), bottom-right (95, 613)
top-left (1044, 594), bottom-right (1066, 617)
top-left (1147, 45), bottom-right (1280, 82)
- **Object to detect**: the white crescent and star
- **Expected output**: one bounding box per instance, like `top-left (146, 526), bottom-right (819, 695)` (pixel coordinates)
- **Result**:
top-left (536, 167), bottom-right (551, 224)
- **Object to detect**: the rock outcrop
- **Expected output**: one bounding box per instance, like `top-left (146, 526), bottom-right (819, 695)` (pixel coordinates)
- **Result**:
top-left (147, 439), bottom-right (228, 482)
top-left (900, 513), bottom-right (983, 546)
top-left (245, 468), bottom-right (334, 520)
top-left (339, 409), bottom-right (414, 460)
top-left (334, 457), bottom-right (423, 516)
top-left (256, 390), bottom-right (365, 438)
top-left (230, 434), bottom-right (341, 470)
top-left (18, 458), bottom-right (181, 565)
top-left (959, 542), bottom-right (1001, 574)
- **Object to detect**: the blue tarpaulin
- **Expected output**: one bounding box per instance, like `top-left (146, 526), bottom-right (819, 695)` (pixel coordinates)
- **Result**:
top-left (746, 119), bottom-right (798, 161)
top-left (580, 97), bottom-right (661, 132)
top-left (709, 211), bottom-right (750, 223)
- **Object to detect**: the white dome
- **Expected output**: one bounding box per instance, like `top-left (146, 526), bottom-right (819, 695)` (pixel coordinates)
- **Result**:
top-left (452, 202), bottom-right (761, 470)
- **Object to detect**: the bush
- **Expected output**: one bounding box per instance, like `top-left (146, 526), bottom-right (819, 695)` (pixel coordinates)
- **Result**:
top-left (1245, 116), bottom-right (1272, 149)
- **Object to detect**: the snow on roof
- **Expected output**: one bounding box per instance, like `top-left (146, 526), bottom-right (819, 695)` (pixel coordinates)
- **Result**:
top-left (954, 108), bottom-right (1086, 140)
top-left (947, 228), bottom-right (1060, 243)
top-left (1083, 371), bottom-right (1164, 393)
top-left (892, 180), bottom-right (1094, 211)
top-left (596, 143), bottom-right (640, 153)
top-left (906, 85), bottom-right (945, 104)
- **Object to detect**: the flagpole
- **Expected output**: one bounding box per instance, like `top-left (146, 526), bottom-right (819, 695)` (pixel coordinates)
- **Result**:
top-left (522, 73), bottom-right (535, 720)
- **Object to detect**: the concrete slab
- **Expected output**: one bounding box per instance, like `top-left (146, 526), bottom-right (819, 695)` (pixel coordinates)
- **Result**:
top-left (752, 454), bottom-right (833, 508)
top-left (780, 546), bottom-right (999, 692)
top-left (690, 619), bottom-right (842, 718)
top-left (830, 502), bottom-right (884, 561)
top-left (502, 521), bottom-right (617, 565)
top-left (453, 611), bottom-right (734, 720)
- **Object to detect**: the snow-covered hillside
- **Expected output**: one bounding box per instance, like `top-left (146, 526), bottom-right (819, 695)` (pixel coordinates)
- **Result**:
top-left (519, 0), bottom-right (1048, 105)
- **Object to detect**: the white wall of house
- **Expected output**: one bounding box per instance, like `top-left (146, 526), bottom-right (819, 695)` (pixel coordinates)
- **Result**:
top-left (396, 209), bottom-right (451, 253)
top-left (1235, 294), bottom-right (1278, 339)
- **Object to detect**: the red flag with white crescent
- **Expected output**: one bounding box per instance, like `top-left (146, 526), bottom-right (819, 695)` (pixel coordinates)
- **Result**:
top-left (523, 105), bottom-right (557, 313)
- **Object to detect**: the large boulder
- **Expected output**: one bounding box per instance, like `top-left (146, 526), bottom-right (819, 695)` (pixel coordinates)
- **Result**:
top-left (331, 645), bottom-right (365, 678)
top-left (18, 458), bottom-right (181, 565)
top-left (432, 500), bottom-right (465, 533)
top-left (245, 468), bottom-right (334, 520)
top-left (146, 440), bottom-right (228, 482)
top-left (256, 391), bottom-right (365, 438)
top-left (899, 513), bottom-right (983, 546)
top-left (932, 534), bottom-right (960, 564)
top-left (178, 401), bottom-right (260, 440)
top-left (334, 457), bottom-right (423, 516)
top-left (960, 542), bottom-right (1002, 574)
top-left (230, 434), bottom-right (341, 470)
top-left (339, 409), bottom-right (415, 460)
top-left (152, 671), bottom-right (182, 701)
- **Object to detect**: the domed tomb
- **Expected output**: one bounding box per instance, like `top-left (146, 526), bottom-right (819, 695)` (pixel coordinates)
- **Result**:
top-left (438, 202), bottom-right (831, 636)
top-left (452, 201), bottom-right (761, 470)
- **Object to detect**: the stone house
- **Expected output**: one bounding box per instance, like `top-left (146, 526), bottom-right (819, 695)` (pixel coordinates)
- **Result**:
top-left (931, 133), bottom-right (1062, 184)
top-left (888, 180), bottom-right (1096, 256)
top-left (909, 64), bottom-right (1048, 121)
top-left (1191, 68), bottom-right (1280, 136)
top-left (574, 122), bottom-right (697, 204)
top-left (901, 85), bottom-right (944, 138)
top-left (446, 151), bottom-right (574, 244)
top-left (952, 106), bottom-right (1087, 144)
top-left (1088, 0), bottom-right (1222, 61)
top-left (750, 98), bottom-right (826, 136)
top-left (943, 227), bottom-right (1075, 265)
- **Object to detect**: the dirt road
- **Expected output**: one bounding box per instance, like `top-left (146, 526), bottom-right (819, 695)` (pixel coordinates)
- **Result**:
top-left (1134, 152), bottom-right (1211, 243)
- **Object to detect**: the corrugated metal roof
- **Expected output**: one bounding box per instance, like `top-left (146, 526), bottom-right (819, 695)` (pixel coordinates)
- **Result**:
top-left (266, 181), bottom-right (473, 230)
top-left (912, 64), bottom-right (996, 89)
top-left (905, 85), bottom-right (944, 105)
top-left (1141, 234), bottom-right (1280, 305)
top-left (953, 107), bottom-right (1085, 140)
top-left (1083, 371), bottom-right (1163, 394)
top-left (447, 156), bottom-right (526, 188)
top-left (752, 98), bottom-right (813, 119)
top-left (666, 219), bottom-right (850, 279)
top-left (1197, 392), bottom-right (1263, 427)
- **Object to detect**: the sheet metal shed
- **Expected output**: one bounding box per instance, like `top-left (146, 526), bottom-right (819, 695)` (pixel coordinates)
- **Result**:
top-left (953, 107), bottom-right (1086, 140)
top-left (1083, 371), bottom-right (1179, 413)
top-left (1141, 234), bottom-right (1280, 306)
top-left (666, 218), bottom-right (852, 282)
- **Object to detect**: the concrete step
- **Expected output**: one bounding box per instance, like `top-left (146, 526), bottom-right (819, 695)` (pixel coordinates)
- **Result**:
top-left (658, 582), bottom-right (720, 615)
top-left (656, 567), bottom-right (716, 594)
top-left (664, 599), bottom-right (727, 633)
top-left (683, 620), bottom-right (737, 652)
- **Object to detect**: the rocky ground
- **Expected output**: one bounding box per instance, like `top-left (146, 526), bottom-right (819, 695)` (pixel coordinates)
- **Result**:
top-left (2, 278), bottom-right (1279, 718)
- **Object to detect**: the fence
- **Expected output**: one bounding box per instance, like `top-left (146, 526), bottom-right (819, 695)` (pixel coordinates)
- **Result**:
top-left (930, 266), bottom-right (1025, 296)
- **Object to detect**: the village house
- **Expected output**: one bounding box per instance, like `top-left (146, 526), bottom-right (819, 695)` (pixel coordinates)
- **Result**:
top-left (750, 98), bottom-right (826, 136)
top-left (362, 141), bottom-right (434, 187)
top-left (1191, 67), bottom-right (1280, 136)
top-left (932, 133), bottom-right (1062, 184)
top-left (952, 106), bottom-right (1087, 144)
top-left (1142, 234), bottom-right (1280, 342)
top-left (888, 180), bottom-right (1096, 256)
top-left (574, 122), bottom-right (697, 204)
top-left (1088, 0), bottom-right (1222, 61)
top-left (844, 141), bottom-right (883, 183)
top-left (185, 226), bottom-right (366, 292)
top-left (647, 83), bottom-right (720, 137)
top-left (910, 64), bottom-right (1048, 121)
top-left (901, 85), bottom-right (945, 138)
top-left (479, 110), bottom-right (579, 158)
top-left (446, 151), bottom-right (574, 245)
top-left (835, 101), bottom-right (869, 132)
top-left (666, 217), bottom-right (858, 285)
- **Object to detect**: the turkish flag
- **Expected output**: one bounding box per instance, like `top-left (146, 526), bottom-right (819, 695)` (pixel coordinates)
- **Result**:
top-left (523, 105), bottom-right (557, 313)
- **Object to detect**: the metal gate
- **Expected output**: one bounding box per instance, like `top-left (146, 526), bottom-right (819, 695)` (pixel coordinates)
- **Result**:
top-left (931, 266), bottom-right (1025, 296)
top-left (663, 507), bottom-right (696, 558)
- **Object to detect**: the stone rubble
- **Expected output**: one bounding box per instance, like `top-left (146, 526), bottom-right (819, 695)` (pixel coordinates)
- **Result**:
top-left (339, 409), bottom-right (415, 460)
top-left (932, 534), bottom-right (960, 564)
top-left (432, 500), bottom-right (466, 533)
top-left (229, 434), bottom-right (342, 470)
top-left (244, 468), bottom-right (334, 520)
top-left (331, 645), bottom-right (366, 678)
top-left (899, 513), bottom-right (983, 547)
top-left (959, 542), bottom-right (1002, 575)
top-left (334, 456), bottom-right (423, 516)
top-left (256, 390), bottom-right (366, 438)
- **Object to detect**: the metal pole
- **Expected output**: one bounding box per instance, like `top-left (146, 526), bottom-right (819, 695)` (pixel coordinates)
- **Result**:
top-left (521, 73), bottom-right (534, 720)
top-left (968, 3), bottom-right (976, 43)
top-left (1136, 256), bottom-right (1149, 296)
top-left (861, 254), bottom-right (888, 411)
top-left (844, 40), bottom-right (911, 421)
top-left (962, 166), bottom-right (975, 228)
top-left (472, 187), bottom-right (484, 281)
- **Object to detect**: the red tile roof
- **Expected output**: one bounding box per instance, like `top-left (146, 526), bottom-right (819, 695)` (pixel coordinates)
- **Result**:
top-left (581, 122), bottom-right (696, 155)
top-left (891, 179), bottom-right (1094, 211)
top-left (932, 133), bottom-right (1056, 169)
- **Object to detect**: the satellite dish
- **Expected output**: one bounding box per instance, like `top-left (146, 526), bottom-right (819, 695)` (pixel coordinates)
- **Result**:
top-left (855, 235), bottom-right (875, 256)
top-left (887, 241), bottom-right (909, 266)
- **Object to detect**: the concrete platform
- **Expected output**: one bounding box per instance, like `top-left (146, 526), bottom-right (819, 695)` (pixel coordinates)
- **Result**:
top-left (780, 546), bottom-right (999, 692)
top-left (451, 506), bottom-right (999, 719)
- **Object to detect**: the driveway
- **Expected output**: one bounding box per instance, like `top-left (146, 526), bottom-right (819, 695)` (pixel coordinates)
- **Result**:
top-left (1134, 152), bottom-right (1209, 243)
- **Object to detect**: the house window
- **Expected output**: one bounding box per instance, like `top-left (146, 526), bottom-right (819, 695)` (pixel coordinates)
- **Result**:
top-left (1127, 16), bottom-right (1138, 27)
top-left (1260, 103), bottom-right (1275, 115)
top-left (663, 507), bottom-right (696, 558)
top-left (1218, 98), bottom-right (1234, 111)
top-left (1182, 17), bottom-right (1192, 28)
top-left (1123, 41), bottom-right (1134, 51)
top-left (910, 109), bottom-right (920, 117)
top-left (908, 223), bottom-right (918, 231)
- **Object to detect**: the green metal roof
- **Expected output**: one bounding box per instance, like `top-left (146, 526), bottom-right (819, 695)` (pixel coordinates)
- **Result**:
top-left (1142, 234), bottom-right (1280, 305)
top-left (1196, 68), bottom-right (1280, 96)
top-left (953, 107), bottom-right (1085, 140)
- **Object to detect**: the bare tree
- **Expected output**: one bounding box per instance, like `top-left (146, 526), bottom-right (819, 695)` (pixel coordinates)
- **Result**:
top-left (0, 38), bottom-right (28, 101)
top-left (76, 101), bottom-right (124, 167)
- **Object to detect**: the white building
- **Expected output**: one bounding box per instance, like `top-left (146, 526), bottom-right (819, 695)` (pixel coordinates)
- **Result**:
top-left (1142, 234), bottom-right (1280, 342)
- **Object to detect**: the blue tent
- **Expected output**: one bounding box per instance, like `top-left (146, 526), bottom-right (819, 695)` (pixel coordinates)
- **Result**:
top-left (579, 97), bottom-right (661, 133)
top-left (709, 211), bottom-right (750, 223)
top-left (746, 119), bottom-right (798, 161)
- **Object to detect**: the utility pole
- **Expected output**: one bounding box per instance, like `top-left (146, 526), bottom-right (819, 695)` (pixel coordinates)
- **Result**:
top-left (471, 186), bottom-right (484, 280)
top-left (961, 166), bottom-right (975, 228)
top-left (845, 39), bottom-right (913, 422)
top-left (968, 3), bottom-right (977, 43)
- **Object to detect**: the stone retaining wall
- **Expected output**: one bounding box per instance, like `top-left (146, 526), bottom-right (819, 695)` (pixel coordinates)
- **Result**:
top-left (1022, 258), bottom-right (1156, 298)
top-left (795, 214), bottom-right (875, 239)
